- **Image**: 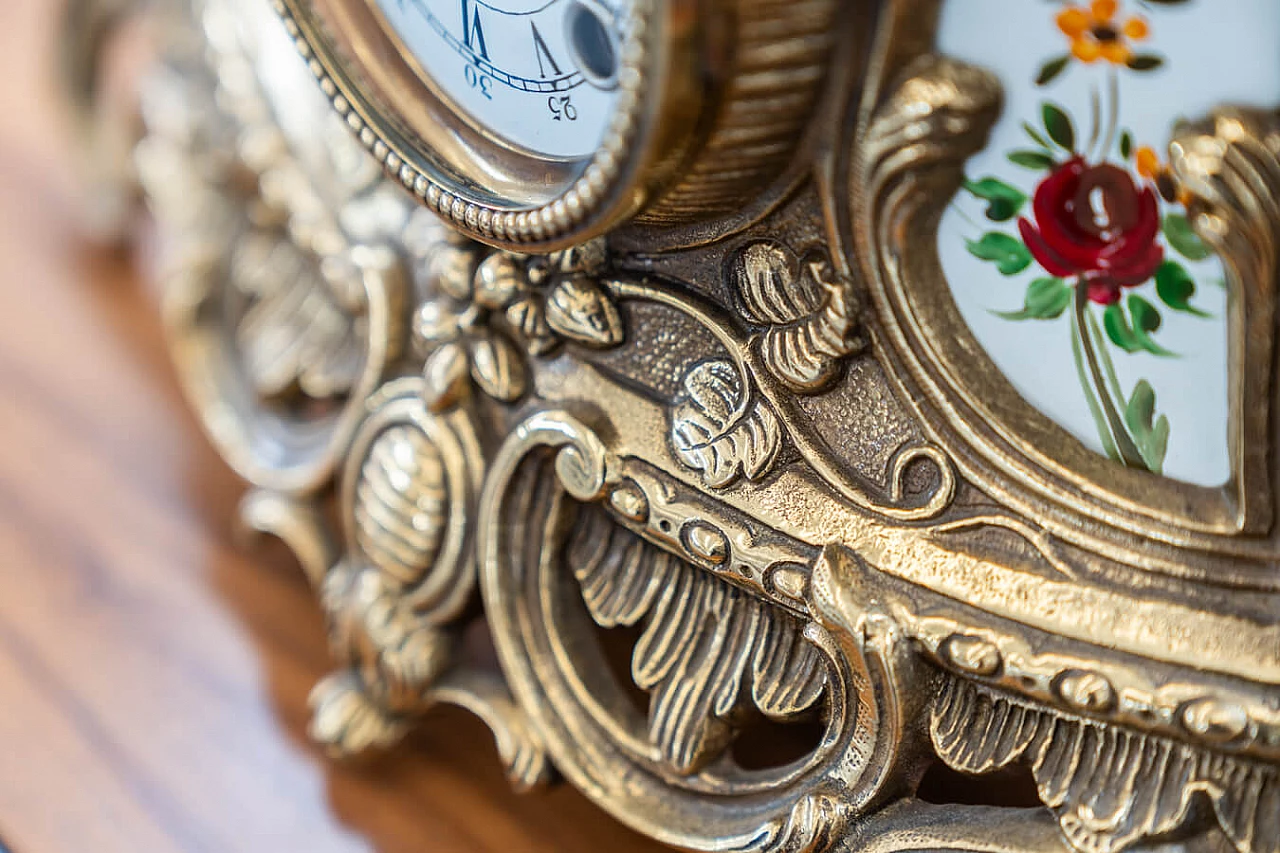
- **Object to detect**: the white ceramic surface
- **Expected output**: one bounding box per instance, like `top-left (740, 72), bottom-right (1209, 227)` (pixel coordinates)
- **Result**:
top-left (936, 0), bottom-right (1280, 486)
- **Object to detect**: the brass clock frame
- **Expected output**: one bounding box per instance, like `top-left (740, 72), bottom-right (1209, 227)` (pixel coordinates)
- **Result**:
top-left (70, 0), bottom-right (1280, 849)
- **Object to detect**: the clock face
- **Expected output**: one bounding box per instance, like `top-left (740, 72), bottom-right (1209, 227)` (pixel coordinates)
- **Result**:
top-left (373, 0), bottom-right (627, 160)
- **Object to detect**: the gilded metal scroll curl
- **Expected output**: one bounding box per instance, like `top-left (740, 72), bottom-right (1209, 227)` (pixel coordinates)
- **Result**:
top-left (475, 409), bottom-right (923, 853)
top-left (241, 373), bottom-right (553, 787)
top-left (241, 377), bottom-right (472, 744)
top-left (315, 377), bottom-right (483, 713)
top-left (140, 0), bottom-right (553, 785)
top-left (602, 276), bottom-right (957, 520)
top-left (1168, 109), bottom-right (1280, 537)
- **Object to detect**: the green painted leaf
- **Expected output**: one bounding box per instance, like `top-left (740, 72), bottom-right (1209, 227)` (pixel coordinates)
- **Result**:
top-left (1124, 379), bottom-right (1170, 473)
top-left (1163, 214), bottom-right (1211, 261)
top-left (1127, 54), bottom-right (1165, 72)
top-left (1148, 414), bottom-right (1170, 473)
top-left (965, 232), bottom-right (1032, 276)
top-left (996, 277), bottom-right (1070, 320)
top-left (1103, 303), bottom-right (1142, 353)
top-left (962, 177), bottom-right (1027, 222)
top-left (1008, 150), bottom-right (1057, 170)
top-left (1119, 130), bottom-right (1133, 160)
top-left (1125, 379), bottom-right (1156, 436)
top-left (1154, 260), bottom-right (1211, 317)
top-left (1042, 103), bottom-right (1075, 151)
top-left (1036, 55), bottom-right (1070, 87)
top-left (1128, 294), bottom-right (1176, 356)
top-left (1022, 121), bottom-right (1053, 150)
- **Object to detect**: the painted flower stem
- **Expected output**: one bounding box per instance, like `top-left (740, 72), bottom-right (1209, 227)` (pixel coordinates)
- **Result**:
top-left (1098, 68), bottom-right (1121, 160)
top-left (1070, 315), bottom-right (1120, 462)
top-left (1072, 281), bottom-right (1145, 466)
top-left (1086, 84), bottom-right (1102, 157)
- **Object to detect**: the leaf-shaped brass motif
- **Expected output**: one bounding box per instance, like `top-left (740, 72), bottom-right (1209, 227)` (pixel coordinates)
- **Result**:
top-left (671, 360), bottom-right (782, 488)
top-left (468, 332), bottom-right (527, 402)
top-left (353, 424), bottom-right (448, 586)
top-left (568, 507), bottom-right (826, 774)
top-left (931, 678), bottom-right (1280, 853)
top-left (420, 240), bottom-right (479, 300)
top-left (233, 231), bottom-right (364, 401)
top-left (544, 275), bottom-right (625, 348)
top-left (422, 341), bottom-right (470, 412)
top-left (473, 252), bottom-right (527, 309)
top-left (732, 241), bottom-right (863, 394)
top-left (505, 296), bottom-right (558, 355)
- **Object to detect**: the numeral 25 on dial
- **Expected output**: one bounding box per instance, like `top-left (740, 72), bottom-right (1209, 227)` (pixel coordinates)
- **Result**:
top-left (549, 95), bottom-right (577, 121)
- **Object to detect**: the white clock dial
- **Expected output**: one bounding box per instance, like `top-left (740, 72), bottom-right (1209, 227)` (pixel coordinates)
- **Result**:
top-left (374, 0), bottom-right (627, 159)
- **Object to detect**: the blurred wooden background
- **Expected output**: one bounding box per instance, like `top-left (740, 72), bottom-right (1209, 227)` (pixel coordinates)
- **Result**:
top-left (0, 2), bottom-right (664, 850)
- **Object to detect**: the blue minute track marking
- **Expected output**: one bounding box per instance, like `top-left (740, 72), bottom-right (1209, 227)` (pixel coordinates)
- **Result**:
top-left (380, 0), bottom-right (623, 158)
top-left (407, 0), bottom-right (586, 94)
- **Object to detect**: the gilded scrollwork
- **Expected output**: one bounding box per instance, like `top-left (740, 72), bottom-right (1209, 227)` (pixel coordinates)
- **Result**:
top-left (239, 372), bottom-right (555, 787)
top-left (243, 375), bottom-right (485, 750)
top-left (813, 542), bottom-right (1280, 853)
top-left (602, 276), bottom-right (957, 519)
top-left (1168, 108), bottom-right (1280, 537)
top-left (568, 503), bottom-right (826, 774)
top-left (474, 410), bottom-right (922, 853)
top-left (848, 1), bottom-right (1280, 581)
top-left (115, 0), bottom-right (1280, 851)
top-left (140, 0), bottom-right (555, 783)
top-left (138, 0), bottom-right (411, 494)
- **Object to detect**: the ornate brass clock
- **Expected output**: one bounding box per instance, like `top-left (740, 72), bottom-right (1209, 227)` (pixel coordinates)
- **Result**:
top-left (276, 0), bottom-right (839, 246)
top-left (72, 0), bottom-right (1280, 849)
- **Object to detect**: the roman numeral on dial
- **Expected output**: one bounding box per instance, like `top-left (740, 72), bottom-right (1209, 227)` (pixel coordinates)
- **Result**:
top-left (531, 22), bottom-right (562, 78)
top-left (461, 0), bottom-right (488, 60)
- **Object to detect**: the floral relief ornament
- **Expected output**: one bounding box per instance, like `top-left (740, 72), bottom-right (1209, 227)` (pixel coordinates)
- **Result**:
top-left (956, 0), bottom-right (1214, 476)
top-left (409, 213), bottom-right (625, 410)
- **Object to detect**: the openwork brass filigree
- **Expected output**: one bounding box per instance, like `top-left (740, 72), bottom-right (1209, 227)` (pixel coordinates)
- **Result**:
top-left (74, 0), bottom-right (1280, 849)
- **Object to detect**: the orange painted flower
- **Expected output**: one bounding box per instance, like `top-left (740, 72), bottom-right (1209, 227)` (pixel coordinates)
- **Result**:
top-left (1134, 145), bottom-right (1161, 180)
top-left (1057, 0), bottom-right (1150, 65)
top-left (1134, 144), bottom-right (1186, 204)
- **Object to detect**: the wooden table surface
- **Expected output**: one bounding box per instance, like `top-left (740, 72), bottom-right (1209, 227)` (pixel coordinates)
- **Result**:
top-left (0, 3), bottom-right (665, 851)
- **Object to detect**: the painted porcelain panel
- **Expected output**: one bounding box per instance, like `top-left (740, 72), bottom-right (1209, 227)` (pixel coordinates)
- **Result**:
top-left (936, 0), bottom-right (1280, 487)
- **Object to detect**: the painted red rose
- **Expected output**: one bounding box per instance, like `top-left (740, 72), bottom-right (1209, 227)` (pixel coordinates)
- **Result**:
top-left (1017, 156), bottom-right (1163, 305)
